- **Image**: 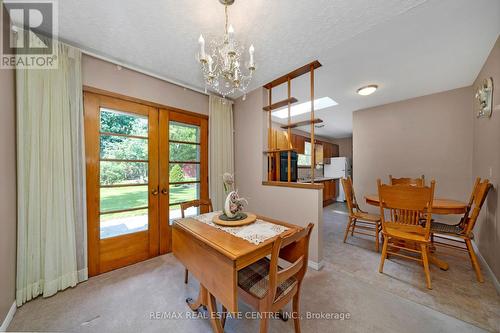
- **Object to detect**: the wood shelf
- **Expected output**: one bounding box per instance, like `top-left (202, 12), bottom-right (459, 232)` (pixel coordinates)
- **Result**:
top-left (263, 148), bottom-right (296, 154)
top-left (263, 61), bottom-right (322, 89)
top-left (280, 118), bottom-right (323, 129)
top-left (262, 97), bottom-right (299, 111)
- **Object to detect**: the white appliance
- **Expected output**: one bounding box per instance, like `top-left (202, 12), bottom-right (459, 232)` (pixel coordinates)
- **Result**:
top-left (324, 157), bottom-right (352, 201)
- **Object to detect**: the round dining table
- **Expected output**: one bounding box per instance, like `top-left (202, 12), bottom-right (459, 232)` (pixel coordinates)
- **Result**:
top-left (364, 194), bottom-right (468, 215)
top-left (364, 194), bottom-right (468, 271)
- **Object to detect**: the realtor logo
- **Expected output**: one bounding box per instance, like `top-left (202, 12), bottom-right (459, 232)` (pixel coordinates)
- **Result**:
top-left (1, 0), bottom-right (58, 69)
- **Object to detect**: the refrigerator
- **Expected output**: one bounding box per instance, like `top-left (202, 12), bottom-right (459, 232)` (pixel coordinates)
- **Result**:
top-left (324, 157), bottom-right (352, 201)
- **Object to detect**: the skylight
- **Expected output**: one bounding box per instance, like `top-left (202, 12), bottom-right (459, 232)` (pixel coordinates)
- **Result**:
top-left (272, 97), bottom-right (338, 119)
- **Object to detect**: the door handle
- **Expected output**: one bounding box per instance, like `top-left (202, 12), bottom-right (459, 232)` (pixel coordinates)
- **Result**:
top-left (151, 188), bottom-right (159, 196)
top-left (161, 188), bottom-right (168, 195)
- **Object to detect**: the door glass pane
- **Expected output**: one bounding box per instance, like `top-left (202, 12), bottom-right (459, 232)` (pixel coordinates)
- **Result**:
top-left (100, 208), bottom-right (148, 239)
top-left (169, 183), bottom-right (200, 205)
top-left (169, 142), bottom-right (200, 162)
top-left (169, 121), bottom-right (200, 143)
top-left (100, 108), bottom-right (148, 137)
top-left (99, 108), bottom-right (149, 240)
top-left (100, 161), bottom-right (148, 186)
top-left (169, 163), bottom-right (200, 183)
top-left (100, 185), bottom-right (148, 213)
top-left (100, 135), bottom-right (148, 160)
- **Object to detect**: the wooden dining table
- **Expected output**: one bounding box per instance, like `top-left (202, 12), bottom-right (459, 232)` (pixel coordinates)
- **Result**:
top-left (172, 214), bottom-right (300, 333)
top-left (364, 194), bottom-right (468, 215)
top-left (364, 194), bottom-right (467, 270)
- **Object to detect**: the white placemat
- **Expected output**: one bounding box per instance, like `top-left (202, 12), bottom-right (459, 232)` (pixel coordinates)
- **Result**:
top-left (187, 211), bottom-right (289, 245)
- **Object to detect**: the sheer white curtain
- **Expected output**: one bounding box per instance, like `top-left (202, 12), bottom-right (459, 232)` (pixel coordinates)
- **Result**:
top-left (209, 95), bottom-right (234, 210)
top-left (16, 41), bottom-right (87, 306)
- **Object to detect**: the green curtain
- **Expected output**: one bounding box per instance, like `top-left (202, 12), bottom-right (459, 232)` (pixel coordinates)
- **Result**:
top-left (16, 40), bottom-right (87, 306)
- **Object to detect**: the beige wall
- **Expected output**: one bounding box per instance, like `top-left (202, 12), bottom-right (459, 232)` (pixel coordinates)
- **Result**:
top-left (331, 137), bottom-right (353, 160)
top-left (234, 88), bottom-right (324, 266)
top-left (82, 55), bottom-right (208, 114)
top-left (353, 87), bottom-right (473, 216)
top-left (0, 4), bottom-right (17, 325)
top-left (472, 36), bottom-right (500, 281)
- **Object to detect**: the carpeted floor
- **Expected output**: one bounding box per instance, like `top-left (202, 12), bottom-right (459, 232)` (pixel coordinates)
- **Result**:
top-left (8, 206), bottom-right (500, 332)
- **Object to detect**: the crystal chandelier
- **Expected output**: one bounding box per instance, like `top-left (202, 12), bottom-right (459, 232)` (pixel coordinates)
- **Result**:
top-left (197, 0), bottom-right (256, 98)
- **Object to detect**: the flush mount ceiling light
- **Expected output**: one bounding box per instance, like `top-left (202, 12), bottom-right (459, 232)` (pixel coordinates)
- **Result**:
top-left (272, 97), bottom-right (338, 119)
top-left (357, 85), bottom-right (378, 96)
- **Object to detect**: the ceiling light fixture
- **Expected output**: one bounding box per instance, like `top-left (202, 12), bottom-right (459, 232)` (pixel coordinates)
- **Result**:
top-left (357, 85), bottom-right (378, 96)
top-left (272, 97), bottom-right (338, 119)
top-left (197, 0), bottom-right (256, 98)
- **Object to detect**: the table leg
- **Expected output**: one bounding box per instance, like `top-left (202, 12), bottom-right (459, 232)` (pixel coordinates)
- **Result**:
top-left (186, 283), bottom-right (208, 311)
top-left (186, 284), bottom-right (225, 333)
top-left (429, 254), bottom-right (449, 271)
top-left (207, 292), bottom-right (225, 333)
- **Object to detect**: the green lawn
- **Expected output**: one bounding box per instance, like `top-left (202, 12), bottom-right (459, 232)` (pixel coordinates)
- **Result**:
top-left (100, 184), bottom-right (197, 220)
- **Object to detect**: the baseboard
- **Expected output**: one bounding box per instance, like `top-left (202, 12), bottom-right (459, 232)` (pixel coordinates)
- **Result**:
top-left (471, 240), bottom-right (500, 295)
top-left (0, 301), bottom-right (16, 332)
top-left (308, 260), bottom-right (324, 271)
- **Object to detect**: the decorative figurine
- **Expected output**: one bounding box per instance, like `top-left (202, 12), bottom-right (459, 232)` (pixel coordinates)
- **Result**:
top-left (222, 173), bottom-right (248, 219)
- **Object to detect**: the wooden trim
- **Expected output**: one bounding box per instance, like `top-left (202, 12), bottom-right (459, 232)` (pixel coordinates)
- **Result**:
top-left (100, 183), bottom-right (148, 188)
top-left (262, 97), bottom-right (298, 111)
top-left (100, 131), bottom-right (148, 140)
top-left (262, 181), bottom-right (323, 190)
top-left (100, 206), bottom-right (149, 215)
top-left (100, 158), bottom-right (148, 163)
top-left (263, 60), bottom-right (322, 89)
top-left (83, 85), bottom-right (209, 120)
top-left (169, 180), bottom-right (201, 185)
top-left (263, 149), bottom-right (296, 154)
top-left (169, 160), bottom-right (201, 164)
top-left (280, 118), bottom-right (323, 129)
top-left (169, 139), bottom-right (201, 145)
top-left (148, 106), bottom-right (160, 257)
top-left (159, 109), bottom-right (170, 254)
top-left (84, 91), bottom-right (101, 277)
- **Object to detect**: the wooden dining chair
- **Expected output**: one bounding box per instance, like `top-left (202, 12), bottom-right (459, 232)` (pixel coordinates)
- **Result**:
top-left (180, 199), bottom-right (213, 284)
top-left (389, 174), bottom-right (425, 187)
top-left (236, 223), bottom-right (314, 333)
top-left (341, 177), bottom-right (382, 251)
top-left (378, 179), bottom-right (436, 289)
top-left (430, 178), bottom-right (491, 282)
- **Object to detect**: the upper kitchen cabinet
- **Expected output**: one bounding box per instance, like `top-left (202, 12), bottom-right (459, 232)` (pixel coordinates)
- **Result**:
top-left (323, 142), bottom-right (339, 163)
top-left (291, 133), bottom-right (305, 154)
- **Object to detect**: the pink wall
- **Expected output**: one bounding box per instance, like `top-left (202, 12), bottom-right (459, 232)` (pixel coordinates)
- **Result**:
top-left (472, 36), bottom-right (500, 281)
top-left (82, 55), bottom-right (208, 115)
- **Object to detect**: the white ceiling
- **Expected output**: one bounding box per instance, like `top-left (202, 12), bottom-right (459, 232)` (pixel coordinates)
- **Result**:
top-left (39, 0), bottom-right (500, 138)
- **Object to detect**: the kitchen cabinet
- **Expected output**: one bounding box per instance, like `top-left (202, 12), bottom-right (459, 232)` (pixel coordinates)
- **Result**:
top-left (291, 134), bottom-right (305, 154)
top-left (323, 142), bottom-right (339, 164)
top-left (322, 179), bottom-right (336, 206)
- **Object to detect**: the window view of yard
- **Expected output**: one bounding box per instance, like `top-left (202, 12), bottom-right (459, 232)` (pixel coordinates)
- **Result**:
top-left (98, 109), bottom-right (202, 238)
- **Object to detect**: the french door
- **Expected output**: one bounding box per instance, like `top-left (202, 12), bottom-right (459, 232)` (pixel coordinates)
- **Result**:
top-left (84, 91), bottom-right (208, 276)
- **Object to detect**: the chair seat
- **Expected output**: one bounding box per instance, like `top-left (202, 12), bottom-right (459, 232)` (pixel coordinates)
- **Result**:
top-left (354, 211), bottom-right (381, 222)
top-left (431, 222), bottom-right (464, 236)
top-left (385, 226), bottom-right (428, 243)
top-left (238, 258), bottom-right (297, 301)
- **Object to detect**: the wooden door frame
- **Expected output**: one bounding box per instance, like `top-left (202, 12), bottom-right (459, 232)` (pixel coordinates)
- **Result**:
top-left (159, 109), bottom-right (209, 254)
top-left (83, 87), bottom-right (209, 275)
top-left (84, 91), bottom-right (160, 276)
